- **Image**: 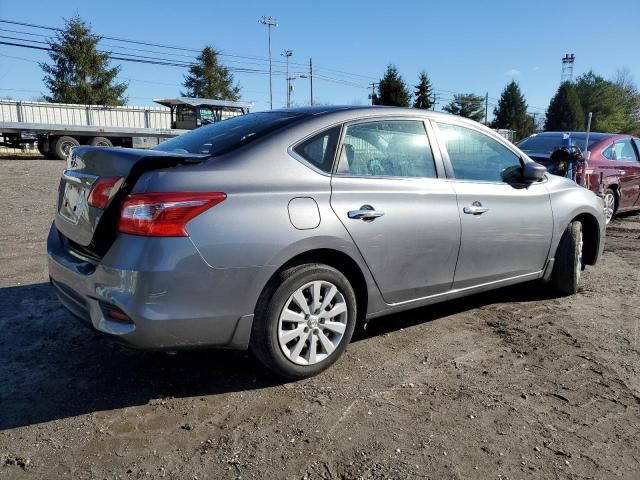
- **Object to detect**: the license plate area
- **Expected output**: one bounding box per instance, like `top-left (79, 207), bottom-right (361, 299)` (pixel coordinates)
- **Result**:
top-left (59, 170), bottom-right (98, 225)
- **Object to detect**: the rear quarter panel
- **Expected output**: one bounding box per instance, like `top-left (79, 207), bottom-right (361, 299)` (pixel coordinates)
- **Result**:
top-left (134, 137), bottom-right (386, 316)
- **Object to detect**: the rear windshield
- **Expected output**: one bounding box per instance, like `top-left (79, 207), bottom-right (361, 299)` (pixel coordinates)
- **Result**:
top-left (517, 134), bottom-right (600, 153)
top-left (155, 111), bottom-right (307, 156)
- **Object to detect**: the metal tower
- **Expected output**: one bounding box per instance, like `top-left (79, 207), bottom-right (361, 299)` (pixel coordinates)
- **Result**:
top-left (561, 54), bottom-right (575, 83)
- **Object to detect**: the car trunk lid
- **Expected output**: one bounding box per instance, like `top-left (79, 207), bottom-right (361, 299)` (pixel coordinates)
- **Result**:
top-left (55, 146), bottom-right (207, 249)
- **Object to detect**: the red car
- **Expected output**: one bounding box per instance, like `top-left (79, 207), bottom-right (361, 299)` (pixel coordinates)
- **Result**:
top-left (518, 132), bottom-right (640, 223)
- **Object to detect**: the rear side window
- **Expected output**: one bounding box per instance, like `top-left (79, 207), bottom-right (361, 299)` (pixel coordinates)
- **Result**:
top-left (437, 122), bottom-right (521, 182)
top-left (155, 111), bottom-right (306, 156)
top-left (293, 126), bottom-right (341, 173)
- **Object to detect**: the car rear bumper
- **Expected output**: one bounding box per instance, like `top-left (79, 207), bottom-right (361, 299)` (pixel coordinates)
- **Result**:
top-left (46, 223), bottom-right (260, 350)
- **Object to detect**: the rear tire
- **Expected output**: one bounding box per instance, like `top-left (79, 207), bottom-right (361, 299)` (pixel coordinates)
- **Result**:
top-left (550, 221), bottom-right (583, 296)
top-left (251, 264), bottom-right (357, 379)
top-left (54, 136), bottom-right (80, 160)
top-left (88, 136), bottom-right (113, 147)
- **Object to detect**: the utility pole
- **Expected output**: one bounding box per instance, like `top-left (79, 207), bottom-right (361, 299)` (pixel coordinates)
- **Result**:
top-left (309, 58), bottom-right (314, 106)
top-left (484, 92), bottom-right (489, 125)
top-left (282, 49), bottom-right (292, 107)
top-left (287, 75), bottom-right (308, 107)
top-left (259, 16), bottom-right (278, 109)
top-left (432, 93), bottom-right (437, 111)
top-left (369, 82), bottom-right (377, 105)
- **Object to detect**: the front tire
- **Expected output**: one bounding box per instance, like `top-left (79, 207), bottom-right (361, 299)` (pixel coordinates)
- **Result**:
top-left (251, 264), bottom-right (357, 379)
top-left (550, 221), bottom-right (583, 296)
top-left (603, 188), bottom-right (616, 224)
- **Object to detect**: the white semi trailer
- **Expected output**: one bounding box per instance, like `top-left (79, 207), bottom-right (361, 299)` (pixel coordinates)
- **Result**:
top-left (0, 97), bottom-right (250, 159)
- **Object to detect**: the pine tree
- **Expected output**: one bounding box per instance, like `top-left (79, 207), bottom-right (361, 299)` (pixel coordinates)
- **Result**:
top-left (492, 80), bottom-right (533, 140)
top-left (442, 94), bottom-right (485, 122)
top-left (373, 65), bottom-right (411, 107)
top-left (40, 16), bottom-right (127, 106)
top-left (545, 82), bottom-right (584, 131)
top-left (413, 71), bottom-right (433, 110)
top-left (182, 47), bottom-right (240, 100)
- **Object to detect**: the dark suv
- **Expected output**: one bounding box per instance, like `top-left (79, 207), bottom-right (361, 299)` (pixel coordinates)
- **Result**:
top-left (518, 132), bottom-right (640, 223)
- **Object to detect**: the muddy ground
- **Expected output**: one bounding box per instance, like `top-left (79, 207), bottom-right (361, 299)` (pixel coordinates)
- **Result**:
top-left (1, 157), bottom-right (639, 479)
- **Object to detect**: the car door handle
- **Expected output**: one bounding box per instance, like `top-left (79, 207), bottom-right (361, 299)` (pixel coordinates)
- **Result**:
top-left (618, 170), bottom-right (626, 176)
top-left (463, 202), bottom-right (489, 215)
top-left (348, 207), bottom-right (384, 220)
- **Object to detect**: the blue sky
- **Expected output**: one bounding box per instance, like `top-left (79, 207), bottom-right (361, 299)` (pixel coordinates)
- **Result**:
top-left (1, 0), bottom-right (639, 117)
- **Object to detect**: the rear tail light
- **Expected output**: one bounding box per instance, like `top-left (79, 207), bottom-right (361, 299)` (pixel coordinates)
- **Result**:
top-left (88, 176), bottom-right (124, 208)
top-left (118, 192), bottom-right (226, 237)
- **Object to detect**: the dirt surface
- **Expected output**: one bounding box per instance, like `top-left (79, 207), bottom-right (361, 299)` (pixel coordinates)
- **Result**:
top-left (1, 157), bottom-right (639, 479)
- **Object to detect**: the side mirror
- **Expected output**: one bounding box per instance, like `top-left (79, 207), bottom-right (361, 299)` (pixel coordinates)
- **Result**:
top-left (522, 161), bottom-right (546, 183)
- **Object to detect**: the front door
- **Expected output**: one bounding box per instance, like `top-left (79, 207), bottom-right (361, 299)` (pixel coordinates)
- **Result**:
top-left (434, 121), bottom-right (553, 289)
top-left (330, 119), bottom-right (461, 304)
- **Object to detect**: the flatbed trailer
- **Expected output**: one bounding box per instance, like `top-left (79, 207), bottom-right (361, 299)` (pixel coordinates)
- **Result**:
top-left (0, 97), bottom-right (250, 159)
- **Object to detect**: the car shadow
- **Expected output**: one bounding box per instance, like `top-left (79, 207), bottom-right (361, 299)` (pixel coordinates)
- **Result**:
top-left (357, 280), bottom-right (556, 340)
top-left (0, 280), bottom-right (554, 430)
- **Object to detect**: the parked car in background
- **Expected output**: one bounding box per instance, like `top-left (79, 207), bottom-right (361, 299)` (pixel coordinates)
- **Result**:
top-left (48, 107), bottom-right (605, 379)
top-left (517, 132), bottom-right (640, 223)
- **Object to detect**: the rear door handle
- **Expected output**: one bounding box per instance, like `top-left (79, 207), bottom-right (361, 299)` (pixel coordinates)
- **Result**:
top-left (463, 201), bottom-right (488, 215)
top-left (348, 205), bottom-right (384, 221)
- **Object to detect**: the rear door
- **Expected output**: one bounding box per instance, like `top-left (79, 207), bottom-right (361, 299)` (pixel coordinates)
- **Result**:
top-left (601, 137), bottom-right (640, 209)
top-left (433, 120), bottom-right (553, 289)
top-left (330, 118), bottom-right (461, 304)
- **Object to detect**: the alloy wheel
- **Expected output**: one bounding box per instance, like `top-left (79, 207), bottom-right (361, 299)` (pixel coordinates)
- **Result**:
top-left (576, 228), bottom-right (583, 285)
top-left (603, 191), bottom-right (615, 224)
top-left (277, 280), bottom-right (348, 366)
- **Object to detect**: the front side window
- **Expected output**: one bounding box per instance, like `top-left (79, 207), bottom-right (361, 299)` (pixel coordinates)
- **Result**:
top-left (199, 107), bottom-right (218, 125)
top-left (437, 122), bottom-right (521, 182)
top-left (602, 138), bottom-right (639, 162)
top-left (335, 120), bottom-right (437, 178)
top-left (293, 126), bottom-right (341, 173)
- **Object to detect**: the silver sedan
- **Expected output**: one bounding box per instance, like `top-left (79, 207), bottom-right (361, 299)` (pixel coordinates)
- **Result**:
top-left (47, 106), bottom-right (605, 378)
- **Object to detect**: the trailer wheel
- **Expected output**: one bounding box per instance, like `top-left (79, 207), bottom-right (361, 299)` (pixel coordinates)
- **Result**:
top-left (54, 136), bottom-right (80, 160)
top-left (89, 136), bottom-right (113, 147)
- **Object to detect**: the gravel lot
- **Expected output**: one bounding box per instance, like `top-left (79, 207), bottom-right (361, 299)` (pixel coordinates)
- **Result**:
top-left (1, 157), bottom-right (639, 479)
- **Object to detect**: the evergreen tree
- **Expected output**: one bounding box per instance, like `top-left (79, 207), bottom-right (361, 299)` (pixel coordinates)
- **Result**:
top-left (40, 16), bottom-right (127, 106)
top-left (492, 80), bottom-right (533, 140)
top-left (182, 46), bottom-right (240, 100)
top-left (413, 71), bottom-right (434, 110)
top-left (373, 65), bottom-right (411, 107)
top-left (574, 70), bottom-right (638, 133)
top-left (442, 93), bottom-right (485, 122)
top-left (544, 82), bottom-right (584, 131)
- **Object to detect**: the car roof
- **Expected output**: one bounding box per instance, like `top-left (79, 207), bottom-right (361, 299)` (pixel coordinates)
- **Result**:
top-left (274, 105), bottom-right (457, 120)
top-left (527, 131), bottom-right (618, 140)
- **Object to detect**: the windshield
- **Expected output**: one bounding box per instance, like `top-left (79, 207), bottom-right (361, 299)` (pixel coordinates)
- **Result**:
top-left (517, 134), bottom-right (600, 153)
top-left (155, 111), bottom-right (307, 155)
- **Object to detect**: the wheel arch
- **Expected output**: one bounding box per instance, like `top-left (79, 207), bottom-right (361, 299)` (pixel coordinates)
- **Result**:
top-left (255, 248), bottom-right (370, 327)
top-left (571, 212), bottom-right (601, 265)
